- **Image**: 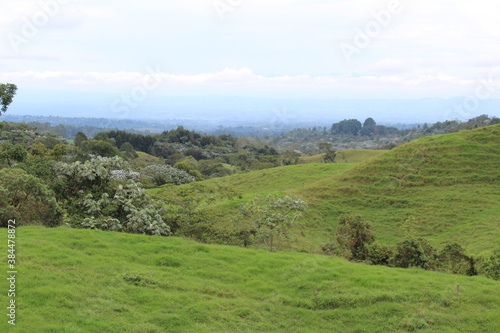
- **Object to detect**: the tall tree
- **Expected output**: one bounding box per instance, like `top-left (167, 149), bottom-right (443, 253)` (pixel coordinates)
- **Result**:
top-left (0, 83), bottom-right (18, 115)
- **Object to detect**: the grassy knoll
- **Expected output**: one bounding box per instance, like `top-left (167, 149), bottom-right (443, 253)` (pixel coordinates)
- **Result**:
top-left (299, 149), bottom-right (386, 164)
top-left (1, 227), bottom-right (499, 332)
top-left (150, 125), bottom-right (500, 255)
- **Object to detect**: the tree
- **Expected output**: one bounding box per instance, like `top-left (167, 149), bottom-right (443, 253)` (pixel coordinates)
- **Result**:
top-left (317, 142), bottom-right (333, 153)
top-left (331, 119), bottom-right (362, 136)
top-left (361, 117), bottom-right (377, 136)
top-left (0, 83), bottom-right (17, 115)
top-left (335, 215), bottom-right (375, 260)
top-left (482, 249), bottom-right (500, 280)
top-left (74, 132), bottom-right (88, 147)
top-left (141, 164), bottom-right (195, 186)
top-left (363, 117), bottom-right (376, 128)
top-left (81, 181), bottom-right (171, 236)
top-left (236, 194), bottom-right (308, 252)
top-left (119, 142), bottom-right (139, 159)
top-left (323, 149), bottom-right (337, 163)
top-left (0, 143), bottom-right (28, 166)
top-left (54, 155), bottom-right (128, 198)
top-left (391, 237), bottom-right (438, 269)
top-left (79, 140), bottom-right (121, 158)
top-left (439, 243), bottom-right (474, 275)
top-left (0, 168), bottom-right (62, 227)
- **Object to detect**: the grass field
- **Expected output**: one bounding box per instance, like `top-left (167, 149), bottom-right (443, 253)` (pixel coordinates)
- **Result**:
top-left (150, 125), bottom-right (500, 255)
top-left (1, 227), bottom-right (499, 332)
top-left (299, 149), bottom-right (386, 164)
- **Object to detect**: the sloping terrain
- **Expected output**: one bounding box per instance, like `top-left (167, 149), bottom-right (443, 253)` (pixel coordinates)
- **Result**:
top-left (151, 125), bottom-right (500, 255)
top-left (1, 227), bottom-right (498, 332)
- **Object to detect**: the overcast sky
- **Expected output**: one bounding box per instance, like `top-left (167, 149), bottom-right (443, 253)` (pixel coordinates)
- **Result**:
top-left (1, 0), bottom-right (500, 101)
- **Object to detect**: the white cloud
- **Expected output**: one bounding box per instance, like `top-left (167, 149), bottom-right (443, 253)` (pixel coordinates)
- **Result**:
top-left (2, 67), bottom-right (498, 99)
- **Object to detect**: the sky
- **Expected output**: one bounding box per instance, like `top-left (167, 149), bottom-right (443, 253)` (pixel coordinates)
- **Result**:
top-left (1, 0), bottom-right (500, 122)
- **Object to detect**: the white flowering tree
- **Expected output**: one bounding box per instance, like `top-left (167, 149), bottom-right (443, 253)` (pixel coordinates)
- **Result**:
top-left (81, 181), bottom-right (170, 236)
top-left (141, 164), bottom-right (195, 186)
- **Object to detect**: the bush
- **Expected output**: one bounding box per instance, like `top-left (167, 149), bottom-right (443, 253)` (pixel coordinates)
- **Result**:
top-left (81, 181), bottom-right (171, 236)
top-left (482, 249), bottom-right (500, 280)
top-left (141, 164), bottom-right (195, 186)
top-left (0, 168), bottom-right (62, 227)
top-left (391, 237), bottom-right (438, 269)
top-left (335, 215), bottom-right (375, 261)
top-left (439, 243), bottom-right (474, 275)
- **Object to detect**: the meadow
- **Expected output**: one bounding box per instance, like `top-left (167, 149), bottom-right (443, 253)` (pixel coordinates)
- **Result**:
top-left (1, 227), bottom-right (498, 332)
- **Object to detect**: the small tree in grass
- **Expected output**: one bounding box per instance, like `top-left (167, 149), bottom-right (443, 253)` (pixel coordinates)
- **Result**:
top-left (335, 215), bottom-right (375, 261)
top-left (236, 194), bottom-right (308, 252)
top-left (482, 249), bottom-right (500, 280)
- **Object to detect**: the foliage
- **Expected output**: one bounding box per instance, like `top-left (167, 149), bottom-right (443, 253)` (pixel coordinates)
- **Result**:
top-left (119, 142), bottom-right (138, 159)
top-left (439, 243), bottom-right (476, 275)
top-left (74, 131), bottom-right (88, 147)
top-left (482, 249), bottom-right (500, 280)
top-left (155, 183), bottom-right (242, 237)
top-left (0, 143), bottom-right (27, 166)
top-left (78, 140), bottom-right (121, 158)
top-left (81, 181), bottom-right (171, 236)
top-left (322, 149), bottom-right (337, 163)
top-left (141, 164), bottom-right (195, 186)
top-left (0, 168), bottom-right (62, 227)
top-left (18, 155), bottom-right (57, 182)
top-left (55, 156), bottom-right (128, 195)
top-left (236, 194), bottom-right (308, 251)
top-left (0, 83), bottom-right (17, 115)
top-left (391, 237), bottom-right (439, 270)
top-left (335, 215), bottom-right (375, 261)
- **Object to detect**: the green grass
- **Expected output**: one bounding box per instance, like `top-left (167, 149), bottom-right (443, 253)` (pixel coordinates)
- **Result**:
top-left (300, 149), bottom-right (386, 164)
top-left (1, 226), bottom-right (499, 332)
top-left (150, 125), bottom-right (500, 255)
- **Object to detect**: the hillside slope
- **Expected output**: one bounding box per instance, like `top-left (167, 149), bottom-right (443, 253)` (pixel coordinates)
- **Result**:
top-left (295, 124), bottom-right (500, 254)
top-left (152, 125), bottom-right (500, 255)
top-left (1, 227), bottom-right (499, 332)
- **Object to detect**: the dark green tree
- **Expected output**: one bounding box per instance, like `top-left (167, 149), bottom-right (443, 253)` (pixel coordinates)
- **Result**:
top-left (0, 143), bottom-right (28, 166)
top-left (74, 132), bottom-right (88, 147)
top-left (0, 168), bottom-right (62, 227)
top-left (0, 83), bottom-right (17, 115)
top-left (335, 215), bottom-right (375, 260)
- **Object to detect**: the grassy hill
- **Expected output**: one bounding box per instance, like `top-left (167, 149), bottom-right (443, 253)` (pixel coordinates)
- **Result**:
top-left (2, 227), bottom-right (499, 332)
top-left (151, 125), bottom-right (500, 255)
top-left (299, 149), bottom-right (386, 164)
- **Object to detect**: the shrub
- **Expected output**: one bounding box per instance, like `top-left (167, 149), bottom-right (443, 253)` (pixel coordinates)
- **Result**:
top-left (335, 215), bottom-right (375, 261)
top-left (81, 181), bottom-right (171, 236)
top-left (141, 164), bottom-right (195, 186)
top-left (482, 249), bottom-right (500, 280)
top-left (391, 237), bottom-right (438, 269)
top-left (0, 168), bottom-right (62, 227)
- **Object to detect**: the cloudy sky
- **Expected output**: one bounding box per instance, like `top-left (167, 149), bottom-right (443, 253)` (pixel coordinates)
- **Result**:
top-left (1, 0), bottom-right (500, 120)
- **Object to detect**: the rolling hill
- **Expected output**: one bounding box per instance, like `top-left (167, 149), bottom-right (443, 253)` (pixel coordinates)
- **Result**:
top-left (151, 125), bottom-right (500, 255)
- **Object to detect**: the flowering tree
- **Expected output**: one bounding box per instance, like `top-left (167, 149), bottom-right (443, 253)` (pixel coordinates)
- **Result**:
top-left (141, 164), bottom-right (195, 186)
